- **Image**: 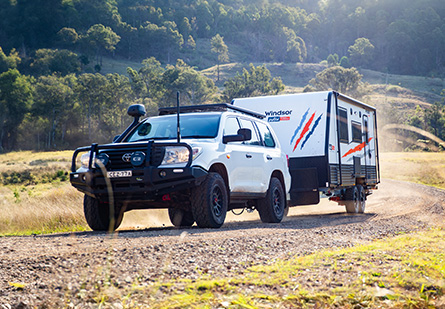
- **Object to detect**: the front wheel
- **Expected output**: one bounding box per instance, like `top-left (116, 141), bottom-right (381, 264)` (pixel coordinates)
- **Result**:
top-left (257, 177), bottom-right (286, 223)
top-left (191, 173), bottom-right (228, 228)
top-left (83, 195), bottom-right (123, 231)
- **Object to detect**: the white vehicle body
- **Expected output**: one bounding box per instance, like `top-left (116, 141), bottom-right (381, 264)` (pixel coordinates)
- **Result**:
top-left (233, 91), bottom-right (380, 208)
top-left (71, 103), bottom-right (292, 230)
top-left (175, 111), bottom-right (291, 199)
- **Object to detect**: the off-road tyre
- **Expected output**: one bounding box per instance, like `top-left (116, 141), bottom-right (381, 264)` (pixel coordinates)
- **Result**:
top-left (83, 195), bottom-right (123, 231)
top-left (257, 177), bottom-right (286, 223)
top-left (344, 186), bottom-right (360, 214)
top-left (191, 173), bottom-right (228, 228)
top-left (168, 208), bottom-right (195, 227)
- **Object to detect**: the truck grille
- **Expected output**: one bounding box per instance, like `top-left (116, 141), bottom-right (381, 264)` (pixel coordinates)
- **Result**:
top-left (100, 145), bottom-right (166, 170)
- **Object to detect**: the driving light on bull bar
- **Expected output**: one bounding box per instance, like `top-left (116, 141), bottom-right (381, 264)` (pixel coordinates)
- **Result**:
top-left (131, 151), bottom-right (146, 167)
top-left (160, 146), bottom-right (190, 166)
top-left (95, 153), bottom-right (110, 168)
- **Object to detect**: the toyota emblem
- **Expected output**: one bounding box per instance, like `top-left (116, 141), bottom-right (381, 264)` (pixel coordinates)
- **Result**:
top-left (122, 153), bottom-right (133, 162)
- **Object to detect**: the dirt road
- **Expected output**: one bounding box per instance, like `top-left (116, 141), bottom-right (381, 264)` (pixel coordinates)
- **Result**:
top-left (0, 179), bottom-right (444, 307)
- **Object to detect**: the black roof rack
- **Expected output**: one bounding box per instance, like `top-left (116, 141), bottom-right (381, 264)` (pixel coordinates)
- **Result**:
top-left (158, 103), bottom-right (265, 119)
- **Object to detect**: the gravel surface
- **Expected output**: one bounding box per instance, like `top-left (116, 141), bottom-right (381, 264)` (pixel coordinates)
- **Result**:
top-left (0, 179), bottom-right (444, 307)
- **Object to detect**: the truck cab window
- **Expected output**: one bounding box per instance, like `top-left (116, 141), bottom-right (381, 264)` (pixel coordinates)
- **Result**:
top-left (256, 122), bottom-right (276, 147)
top-left (239, 118), bottom-right (261, 146)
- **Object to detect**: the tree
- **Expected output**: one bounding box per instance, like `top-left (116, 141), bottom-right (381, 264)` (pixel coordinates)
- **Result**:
top-left (339, 56), bottom-right (350, 68)
top-left (101, 73), bottom-right (135, 138)
top-left (327, 54), bottom-right (339, 66)
top-left (127, 57), bottom-right (165, 100)
top-left (424, 102), bottom-right (445, 139)
top-left (30, 49), bottom-right (81, 76)
top-left (348, 38), bottom-right (375, 68)
top-left (211, 34), bottom-right (229, 81)
top-left (304, 66), bottom-right (362, 95)
top-left (0, 69), bottom-right (33, 152)
top-left (0, 47), bottom-right (20, 73)
top-left (74, 73), bottom-right (109, 142)
top-left (33, 74), bottom-right (76, 149)
top-left (84, 24), bottom-right (120, 66)
top-left (160, 59), bottom-right (217, 107)
top-left (57, 27), bottom-right (79, 48)
top-left (222, 64), bottom-right (284, 102)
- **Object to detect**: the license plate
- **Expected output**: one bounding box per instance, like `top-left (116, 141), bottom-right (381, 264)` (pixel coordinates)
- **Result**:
top-left (107, 170), bottom-right (132, 178)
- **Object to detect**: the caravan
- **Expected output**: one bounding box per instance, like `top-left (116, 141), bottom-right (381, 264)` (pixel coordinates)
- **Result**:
top-left (233, 91), bottom-right (380, 213)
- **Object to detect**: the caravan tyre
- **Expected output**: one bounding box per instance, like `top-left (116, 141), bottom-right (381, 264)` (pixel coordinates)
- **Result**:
top-left (84, 195), bottom-right (123, 231)
top-left (344, 186), bottom-right (360, 213)
top-left (358, 185), bottom-right (366, 213)
top-left (257, 177), bottom-right (285, 223)
top-left (191, 173), bottom-right (228, 228)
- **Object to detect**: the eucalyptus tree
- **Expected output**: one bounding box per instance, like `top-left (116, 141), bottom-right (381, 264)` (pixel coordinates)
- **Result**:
top-left (0, 69), bottom-right (33, 152)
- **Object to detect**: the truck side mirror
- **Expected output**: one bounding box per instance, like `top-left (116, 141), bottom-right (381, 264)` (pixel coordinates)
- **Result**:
top-left (238, 128), bottom-right (251, 141)
top-left (223, 128), bottom-right (252, 144)
top-left (127, 104), bottom-right (146, 118)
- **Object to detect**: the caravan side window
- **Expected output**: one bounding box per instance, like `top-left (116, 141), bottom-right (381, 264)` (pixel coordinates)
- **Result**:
top-left (338, 108), bottom-right (349, 143)
top-left (352, 121), bottom-right (362, 143)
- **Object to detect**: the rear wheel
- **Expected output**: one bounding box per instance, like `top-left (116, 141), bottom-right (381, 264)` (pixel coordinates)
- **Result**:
top-left (191, 173), bottom-right (228, 228)
top-left (257, 177), bottom-right (286, 223)
top-left (344, 186), bottom-right (362, 214)
top-left (168, 208), bottom-right (195, 227)
top-left (83, 195), bottom-right (123, 231)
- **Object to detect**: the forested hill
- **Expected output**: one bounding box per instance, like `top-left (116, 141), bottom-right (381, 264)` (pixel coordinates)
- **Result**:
top-left (0, 0), bottom-right (445, 152)
top-left (1, 0), bottom-right (444, 75)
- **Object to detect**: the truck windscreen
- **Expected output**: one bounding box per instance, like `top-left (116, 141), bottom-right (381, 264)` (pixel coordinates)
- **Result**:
top-left (125, 114), bottom-right (221, 142)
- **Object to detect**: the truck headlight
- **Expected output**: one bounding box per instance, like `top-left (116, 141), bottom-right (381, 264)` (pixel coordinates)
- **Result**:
top-left (80, 152), bottom-right (95, 169)
top-left (160, 146), bottom-right (190, 166)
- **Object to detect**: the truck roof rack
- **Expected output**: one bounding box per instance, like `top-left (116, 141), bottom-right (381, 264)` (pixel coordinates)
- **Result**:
top-left (158, 103), bottom-right (265, 119)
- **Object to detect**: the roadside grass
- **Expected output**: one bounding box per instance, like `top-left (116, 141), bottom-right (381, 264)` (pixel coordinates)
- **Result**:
top-left (67, 228), bottom-right (445, 308)
top-left (0, 151), bottom-right (87, 236)
top-left (380, 152), bottom-right (445, 190)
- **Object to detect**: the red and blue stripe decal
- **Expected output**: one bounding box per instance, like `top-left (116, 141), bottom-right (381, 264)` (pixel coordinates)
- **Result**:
top-left (291, 109), bottom-right (323, 152)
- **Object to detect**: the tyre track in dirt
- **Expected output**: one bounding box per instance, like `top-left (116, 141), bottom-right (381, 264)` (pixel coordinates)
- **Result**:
top-left (0, 179), bottom-right (444, 307)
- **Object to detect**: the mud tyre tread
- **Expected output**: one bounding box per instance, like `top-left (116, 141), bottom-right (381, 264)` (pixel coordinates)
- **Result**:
top-left (191, 173), bottom-right (228, 228)
top-left (257, 177), bottom-right (286, 223)
top-left (83, 195), bottom-right (123, 231)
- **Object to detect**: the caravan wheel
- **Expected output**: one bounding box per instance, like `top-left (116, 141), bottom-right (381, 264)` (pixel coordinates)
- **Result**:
top-left (344, 186), bottom-right (360, 213)
top-left (358, 185), bottom-right (366, 213)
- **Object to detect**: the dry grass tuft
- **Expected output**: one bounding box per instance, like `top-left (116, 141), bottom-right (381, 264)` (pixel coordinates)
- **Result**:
top-left (0, 151), bottom-right (87, 235)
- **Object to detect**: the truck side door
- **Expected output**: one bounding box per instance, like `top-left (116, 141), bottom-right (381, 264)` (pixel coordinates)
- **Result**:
top-left (223, 116), bottom-right (253, 193)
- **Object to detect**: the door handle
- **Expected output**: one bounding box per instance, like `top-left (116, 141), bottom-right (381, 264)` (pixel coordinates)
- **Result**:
top-left (266, 155), bottom-right (272, 160)
top-left (246, 153), bottom-right (252, 159)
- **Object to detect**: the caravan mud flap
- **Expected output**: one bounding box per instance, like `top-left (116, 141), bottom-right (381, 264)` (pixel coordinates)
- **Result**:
top-left (289, 167), bottom-right (320, 206)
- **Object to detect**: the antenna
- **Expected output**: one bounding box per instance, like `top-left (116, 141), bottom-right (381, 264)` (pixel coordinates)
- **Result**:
top-left (176, 91), bottom-right (181, 143)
